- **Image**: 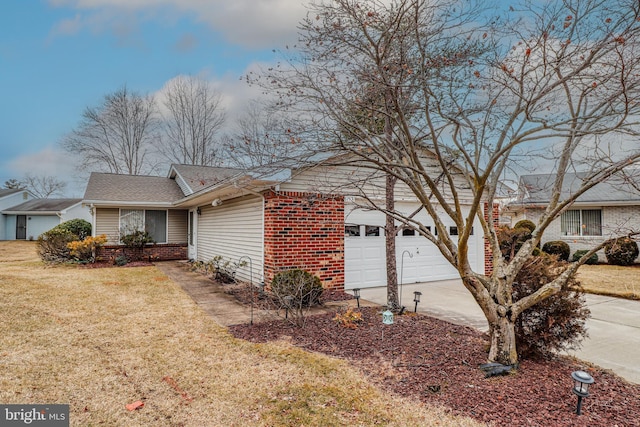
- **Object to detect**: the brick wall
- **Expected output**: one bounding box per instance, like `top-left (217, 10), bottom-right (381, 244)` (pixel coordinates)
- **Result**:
top-left (263, 191), bottom-right (345, 290)
top-left (97, 243), bottom-right (188, 262)
top-left (484, 202), bottom-right (500, 275)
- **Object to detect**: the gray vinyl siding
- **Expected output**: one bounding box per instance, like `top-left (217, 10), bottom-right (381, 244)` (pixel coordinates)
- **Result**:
top-left (95, 208), bottom-right (120, 243)
top-left (280, 161), bottom-right (474, 202)
top-left (197, 195), bottom-right (264, 284)
top-left (168, 210), bottom-right (188, 243)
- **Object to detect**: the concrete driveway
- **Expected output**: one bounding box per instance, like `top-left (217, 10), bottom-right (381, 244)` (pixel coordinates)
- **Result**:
top-left (358, 280), bottom-right (640, 385)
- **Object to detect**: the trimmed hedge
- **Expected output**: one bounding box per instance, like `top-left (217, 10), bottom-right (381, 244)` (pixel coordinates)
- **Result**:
top-left (271, 269), bottom-right (323, 308)
top-left (605, 237), bottom-right (639, 266)
top-left (514, 219), bottom-right (536, 233)
top-left (571, 250), bottom-right (599, 265)
top-left (542, 240), bottom-right (571, 261)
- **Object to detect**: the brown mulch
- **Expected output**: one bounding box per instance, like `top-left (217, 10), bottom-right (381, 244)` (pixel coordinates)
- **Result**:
top-left (229, 305), bottom-right (640, 427)
top-left (79, 260), bottom-right (155, 268)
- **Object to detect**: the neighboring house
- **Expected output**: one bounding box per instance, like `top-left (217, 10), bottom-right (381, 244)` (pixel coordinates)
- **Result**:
top-left (0, 188), bottom-right (36, 240)
top-left (1, 198), bottom-right (91, 241)
top-left (83, 161), bottom-right (489, 290)
top-left (507, 172), bottom-right (640, 260)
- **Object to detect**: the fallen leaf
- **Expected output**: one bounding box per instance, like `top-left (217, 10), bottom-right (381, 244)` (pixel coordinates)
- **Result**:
top-left (125, 401), bottom-right (144, 411)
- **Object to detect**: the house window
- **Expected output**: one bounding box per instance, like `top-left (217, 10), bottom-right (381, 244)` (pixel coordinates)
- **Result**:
top-left (561, 209), bottom-right (602, 236)
top-left (120, 209), bottom-right (168, 243)
top-left (345, 224), bottom-right (360, 236)
top-left (449, 226), bottom-right (458, 236)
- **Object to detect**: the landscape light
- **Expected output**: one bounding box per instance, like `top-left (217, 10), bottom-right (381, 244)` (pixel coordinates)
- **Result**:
top-left (382, 309), bottom-right (394, 325)
top-left (352, 288), bottom-right (361, 308)
top-left (284, 296), bottom-right (293, 319)
top-left (413, 291), bottom-right (422, 312)
top-left (571, 370), bottom-right (594, 415)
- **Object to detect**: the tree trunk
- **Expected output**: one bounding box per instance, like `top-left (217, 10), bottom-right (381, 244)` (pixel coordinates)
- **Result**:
top-left (488, 316), bottom-right (518, 366)
top-left (386, 173), bottom-right (400, 311)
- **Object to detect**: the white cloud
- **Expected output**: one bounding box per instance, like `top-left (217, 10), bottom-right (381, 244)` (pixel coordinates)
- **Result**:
top-left (48, 0), bottom-right (307, 48)
top-left (6, 147), bottom-right (87, 197)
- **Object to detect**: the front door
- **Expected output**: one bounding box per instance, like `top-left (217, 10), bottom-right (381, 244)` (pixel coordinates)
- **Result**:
top-left (188, 209), bottom-right (197, 260)
top-left (16, 215), bottom-right (27, 240)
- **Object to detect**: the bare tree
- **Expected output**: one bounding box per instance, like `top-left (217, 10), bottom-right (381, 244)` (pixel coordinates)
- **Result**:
top-left (224, 100), bottom-right (299, 169)
top-left (253, 0), bottom-right (640, 366)
top-left (21, 174), bottom-right (67, 198)
top-left (160, 76), bottom-right (226, 166)
top-left (61, 86), bottom-right (159, 175)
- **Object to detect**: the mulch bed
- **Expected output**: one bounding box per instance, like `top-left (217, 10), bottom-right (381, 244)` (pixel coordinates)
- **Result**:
top-left (229, 305), bottom-right (640, 426)
top-left (79, 260), bottom-right (155, 268)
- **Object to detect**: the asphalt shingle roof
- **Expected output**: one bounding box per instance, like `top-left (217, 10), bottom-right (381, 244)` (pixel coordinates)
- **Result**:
top-left (83, 173), bottom-right (186, 203)
top-left (519, 172), bottom-right (640, 204)
top-left (3, 198), bottom-right (82, 212)
top-left (0, 188), bottom-right (23, 198)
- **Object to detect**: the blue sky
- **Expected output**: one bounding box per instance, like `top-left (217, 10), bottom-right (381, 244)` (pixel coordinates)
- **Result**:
top-left (0, 0), bottom-right (306, 196)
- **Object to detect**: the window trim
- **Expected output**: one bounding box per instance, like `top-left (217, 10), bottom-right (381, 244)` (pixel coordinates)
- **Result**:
top-left (119, 208), bottom-right (169, 244)
top-left (560, 208), bottom-right (602, 237)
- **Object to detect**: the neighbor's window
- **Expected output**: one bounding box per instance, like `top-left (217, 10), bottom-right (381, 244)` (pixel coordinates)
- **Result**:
top-left (120, 209), bottom-right (168, 243)
top-left (561, 209), bottom-right (602, 236)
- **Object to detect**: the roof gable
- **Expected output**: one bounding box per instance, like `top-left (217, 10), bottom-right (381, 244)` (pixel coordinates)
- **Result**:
top-left (168, 164), bottom-right (244, 195)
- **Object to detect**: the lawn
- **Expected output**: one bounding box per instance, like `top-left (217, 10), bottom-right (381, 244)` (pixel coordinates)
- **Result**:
top-left (576, 263), bottom-right (640, 299)
top-left (0, 241), bottom-right (482, 427)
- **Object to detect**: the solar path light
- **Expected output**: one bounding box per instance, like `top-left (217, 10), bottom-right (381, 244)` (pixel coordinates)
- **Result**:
top-left (571, 370), bottom-right (594, 415)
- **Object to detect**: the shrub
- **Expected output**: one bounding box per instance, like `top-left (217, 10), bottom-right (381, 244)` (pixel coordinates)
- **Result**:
top-left (496, 226), bottom-right (534, 261)
top-left (55, 219), bottom-right (92, 240)
top-left (542, 240), bottom-right (571, 261)
top-left (271, 269), bottom-right (323, 326)
top-left (114, 255), bottom-right (128, 266)
top-left (37, 228), bottom-right (77, 262)
top-left (67, 234), bottom-right (108, 263)
top-left (333, 307), bottom-right (363, 329)
top-left (120, 230), bottom-right (154, 261)
top-left (571, 250), bottom-right (599, 265)
top-left (605, 237), bottom-right (639, 266)
top-left (512, 253), bottom-right (590, 359)
top-left (514, 219), bottom-right (536, 233)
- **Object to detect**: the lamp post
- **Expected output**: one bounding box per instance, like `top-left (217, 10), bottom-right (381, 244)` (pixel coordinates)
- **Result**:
top-left (352, 288), bottom-right (361, 308)
top-left (571, 370), bottom-right (594, 415)
top-left (413, 291), bottom-right (422, 312)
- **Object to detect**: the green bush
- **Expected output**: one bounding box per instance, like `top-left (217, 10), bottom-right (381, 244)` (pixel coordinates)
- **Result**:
top-left (571, 250), bottom-right (599, 265)
top-left (271, 269), bottom-right (323, 308)
top-left (542, 240), bottom-right (571, 261)
top-left (54, 219), bottom-right (92, 240)
top-left (514, 219), bottom-right (536, 233)
top-left (37, 228), bottom-right (77, 262)
top-left (605, 237), bottom-right (639, 266)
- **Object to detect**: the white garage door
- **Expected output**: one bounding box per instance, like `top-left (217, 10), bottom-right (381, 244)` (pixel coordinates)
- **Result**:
top-left (344, 204), bottom-right (484, 289)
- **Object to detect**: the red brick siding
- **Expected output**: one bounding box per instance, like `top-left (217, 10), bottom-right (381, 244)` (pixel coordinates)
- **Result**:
top-left (483, 202), bottom-right (500, 275)
top-left (97, 243), bottom-right (188, 262)
top-left (263, 191), bottom-right (345, 290)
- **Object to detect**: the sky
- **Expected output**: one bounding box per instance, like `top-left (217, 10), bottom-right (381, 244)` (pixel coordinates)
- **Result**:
top-left (0, 0), bottom-right (308, 197)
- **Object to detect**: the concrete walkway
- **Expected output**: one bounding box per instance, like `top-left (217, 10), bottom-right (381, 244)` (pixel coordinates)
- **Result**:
top-left (155, 261), bottom-right (367, 326)
top-left (358, 281), bottom-right (640, 385)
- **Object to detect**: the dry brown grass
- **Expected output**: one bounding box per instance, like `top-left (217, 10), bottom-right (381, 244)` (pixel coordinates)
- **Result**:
top-left (0, 241), bottom-right (484, 427)
top-left (576, 263), bottom-right (640, 300)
